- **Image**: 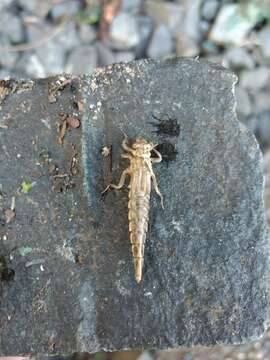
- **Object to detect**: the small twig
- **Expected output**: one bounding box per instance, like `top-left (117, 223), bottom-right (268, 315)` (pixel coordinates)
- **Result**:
top-left (99, 0), bottom-right (122, 40)
top-left (0, 16), bottom-right (70, 53)
top-left (10, 196), bottom-right (16, 211)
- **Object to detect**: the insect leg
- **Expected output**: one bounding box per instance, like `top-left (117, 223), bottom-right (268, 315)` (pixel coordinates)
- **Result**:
top-left (122, 133), bottom-right (133, 153)
top-left (151, 174), bottom-right (164, 209)
top-left (151, 148), bottom-right (162, 163)
top-left (121, 153), bottom-right (133, 160)
top-left (102, 168), bottom-right (130, 194)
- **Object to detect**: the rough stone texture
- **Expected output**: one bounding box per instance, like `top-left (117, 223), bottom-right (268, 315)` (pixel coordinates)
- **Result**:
top-left (0, 59), bottom-right (269, 356)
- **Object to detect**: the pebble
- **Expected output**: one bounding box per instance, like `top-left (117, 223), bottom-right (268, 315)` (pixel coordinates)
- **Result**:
top-left (17, 0), bottom-right (52, 16)
top-left (137, 351), bottom-right (153, 360)
top-left (201, 0), bottom-right (219, 22)
top-left (109, 12), bottom-right (140, 50)
top-left (145, 0), bottom-right (184, 35)
top-left (0, 12), bottom-right (24, 43)
top-left (65, 45), bottom-right (97, 75)
top-left (235, 86), bottom-right (252, 118)
top-left (225, 47), bottom-right (255, 70)
top-left (147, 24), bottom-right (173, 59)
top-left (96, 41), bottom-right (116, 66)
top-left (0, 69), bottom-right (13, 79)
top-left (244, 115), bottom-right (260, 134)
top-left (25, 20), bottom-right (49, 43)
top-left (175, 34), bottom-right (199, 57)
top-left (183, 0), bottom-right (202, 42)
top-left (199, 20), bottom-right (211, 35)
top-left (0, 36), bottom-right (19, 68)
top-left (30, 21), bottom-right (79, 54)
top-left (34, 23), bottom-right (79, 74)
top-left (135, 15), bottom-right (153, 58)
top-left (257, 26), bottom-right (270, 59)
top-left (254, 91), bottom-right (270, 113)
top-left (79, 24), bottom-right (97, 44)
top-left (35, 41), bottom-right (66, 75)
top-left (50, 0), bottom-right (79, 19)
top-left (53, 22), bottom-right (80, 52)
top-left (0, 0), bottom-right (12, 11)
top-left (122, 0), bottom-right (142, 13)
top-left (16, 53), bottom-right (46, 78)
top-left (209, 3), bottom-right (264, 45)
top-left (241, 67), bottom-right (270, 91)
top-left (256, 112), bottom-right (270, 148)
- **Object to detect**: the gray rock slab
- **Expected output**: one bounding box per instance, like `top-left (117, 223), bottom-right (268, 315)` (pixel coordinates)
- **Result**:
top-left (0, 58), bottom-right (269, 355)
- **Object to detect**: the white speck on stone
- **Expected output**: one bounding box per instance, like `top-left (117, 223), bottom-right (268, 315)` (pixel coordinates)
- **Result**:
top-left (56, 240), bottom-right (75, 263)
top-left (40, 264), bottom-right (44, 272)
top-left (40, 117), bottom-right (51, 130)
top-left (172, 220), bottom-right (183, 234)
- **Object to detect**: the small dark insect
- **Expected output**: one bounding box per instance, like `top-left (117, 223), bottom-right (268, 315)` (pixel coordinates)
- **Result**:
top-left (151, 113), bottom-right (180, 137)
top-left (0, 255), bottom-right (15, 282)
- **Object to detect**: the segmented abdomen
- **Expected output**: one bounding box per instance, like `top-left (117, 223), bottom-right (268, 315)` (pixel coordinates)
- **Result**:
top-left (128, 165), bottom-right (151, 283)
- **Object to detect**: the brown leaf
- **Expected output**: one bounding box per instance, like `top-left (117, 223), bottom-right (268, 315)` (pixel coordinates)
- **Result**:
top-left (58, 119), bottom-right (67, 146)
top-left (4, 209), bottom-right (16, 224)
top-left (77, 99), bottom-right (84, 112)
top-left (66, 115), bottom-right (80, 129)
top-left (48, 91), bottom-right (57, 103)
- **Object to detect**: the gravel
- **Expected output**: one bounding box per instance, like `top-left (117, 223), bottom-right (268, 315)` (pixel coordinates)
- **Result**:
top-left (50, 0), bottom-right (80, 19)
top-left (225, 47), bottom-right (255, 70)
top-left (0, 0), bottom-right (13, 11)
top-left (0, 12), bottom-right (24, 43)
top-left (16, 52), bottom-right (46, 78)
top-left (135, 15), bottom-right (153, 57)
top-left (241, 67), bottom-right (270, 91)
top-left (122, 0), bottom-right (142, 13)
top-left (78, 24), bottom-right (97, 44)
top-left (235, 86), bottom-right (252, 118)
top-left (201, 0), bottom-right (219, 21)
top-left (109, 12), bottom-right (140, 50)
top-left (96, 41), bottom-right (116, 66)
top-left (0, 36), bottom-right (19, 68)
top-left (147, 24), bottom-right (173, 58)
top-left (65, 45), bottom-right (98, 75)
top-left (257, 26), bottom-right (270, 59)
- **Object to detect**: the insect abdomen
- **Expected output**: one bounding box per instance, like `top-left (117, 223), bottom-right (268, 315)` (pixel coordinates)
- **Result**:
top-left (128, 168), bottom-right (151, 283)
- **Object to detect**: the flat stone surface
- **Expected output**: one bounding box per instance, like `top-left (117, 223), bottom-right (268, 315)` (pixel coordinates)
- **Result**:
top-left (0, 58), bottom-right (269, 355)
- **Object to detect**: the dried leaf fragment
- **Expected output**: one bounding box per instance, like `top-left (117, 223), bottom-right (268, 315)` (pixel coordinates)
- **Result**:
top-left (66, 115), bottom-right (80, 129)
top-left (58, 118), bottom-right (67, 147)
top-left (77, 99), bottom-right (84, 112)
top-left (4, 209), bottom-right (16, 224)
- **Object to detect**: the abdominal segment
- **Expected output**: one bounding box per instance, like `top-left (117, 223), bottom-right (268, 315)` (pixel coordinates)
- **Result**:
top-left (128, 169), bottom-right (151, 283)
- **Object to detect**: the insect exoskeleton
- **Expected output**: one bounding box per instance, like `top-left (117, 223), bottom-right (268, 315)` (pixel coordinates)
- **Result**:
top-left (103, 135), bottom-right (163, 283)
